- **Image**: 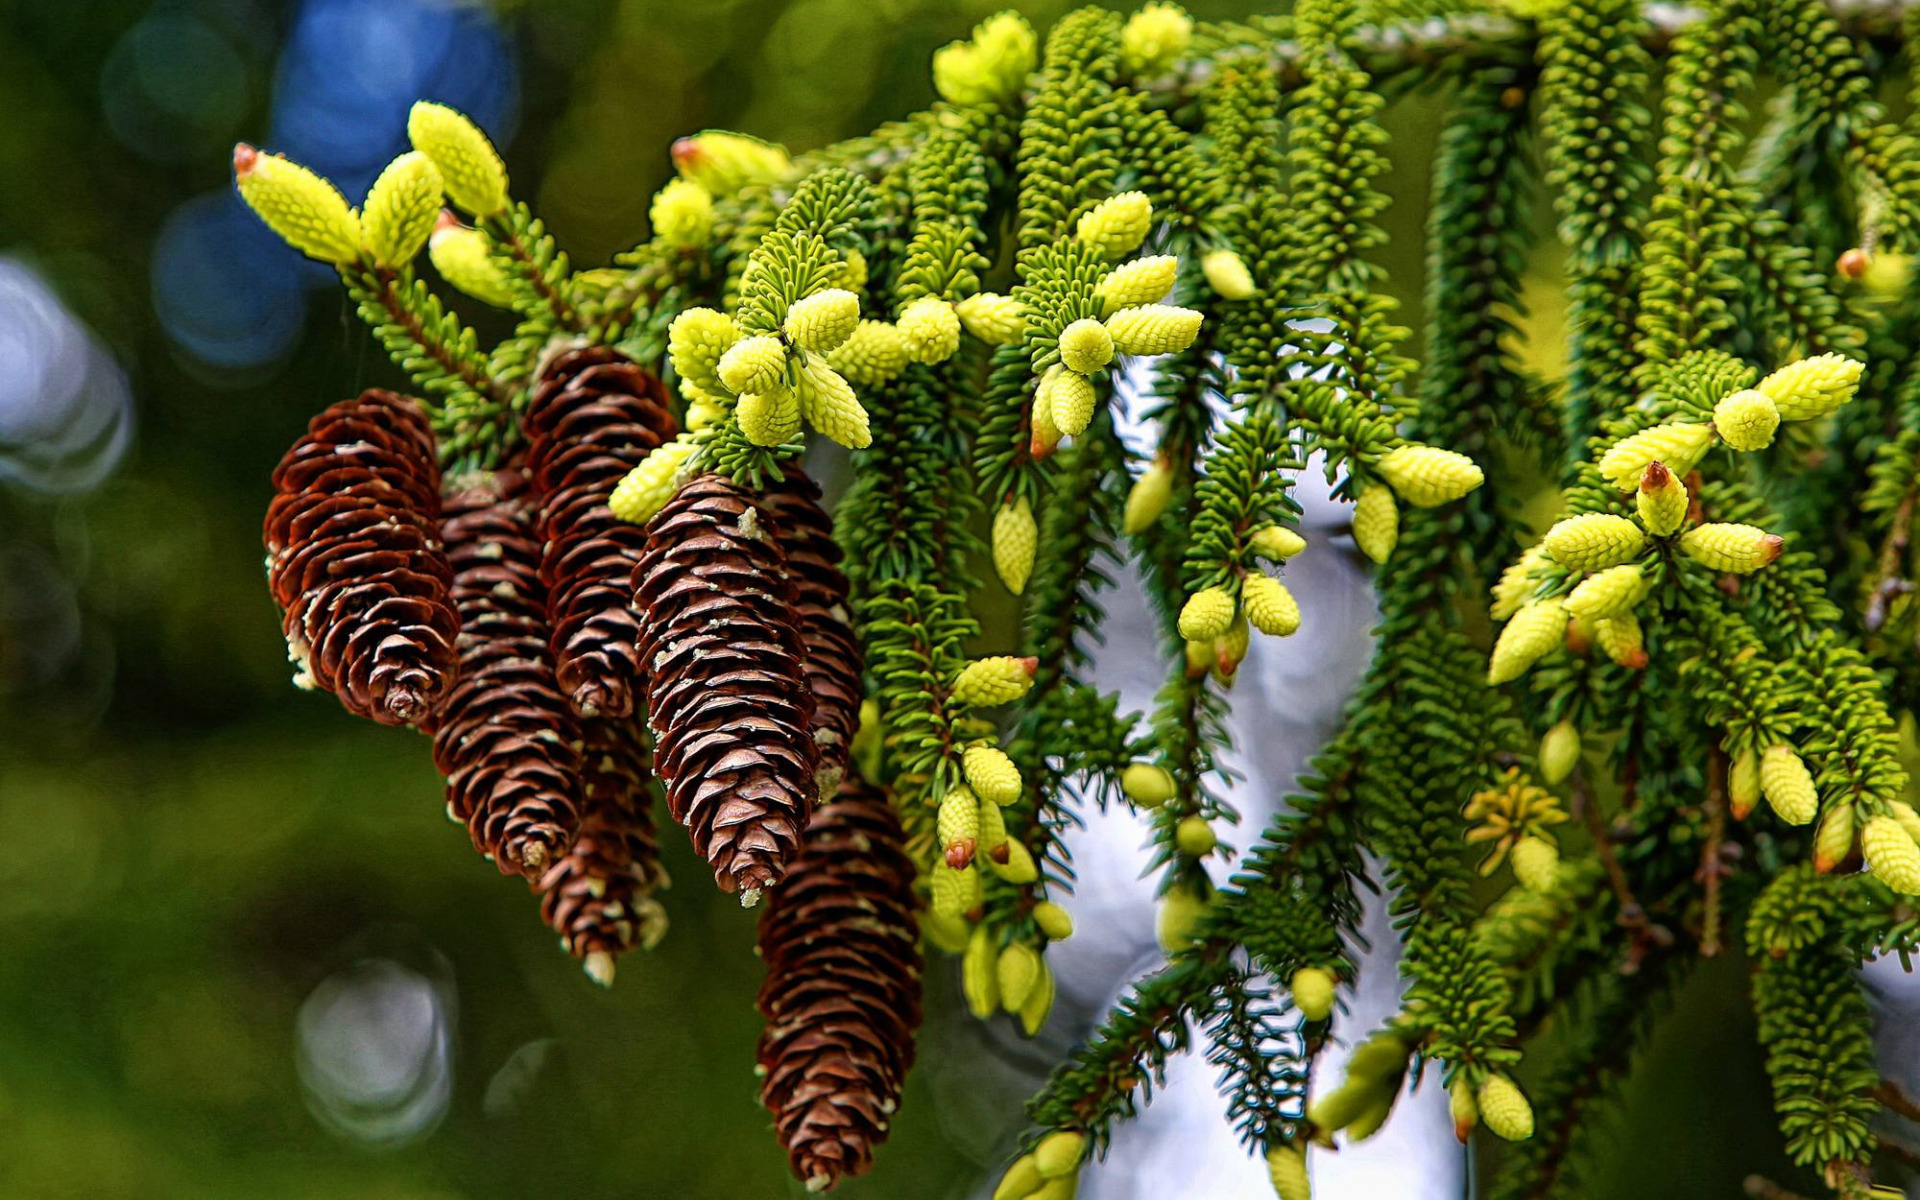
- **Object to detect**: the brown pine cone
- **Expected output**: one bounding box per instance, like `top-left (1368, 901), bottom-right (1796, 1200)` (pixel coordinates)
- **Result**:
top-left (431, 469), bottom-right (582, 877)
top-left (522, 345), bottom-right (678, 720)
top-left (758, 467), bottom-right (863, 797)
top-left (264, 390), bottom-right (457, 727)
top-left (537, 716), bottom-right (670, 985)
top-left (756, 780), bottom-right (922, 1191)
top-left (632, 472), bottom-right (818, 904)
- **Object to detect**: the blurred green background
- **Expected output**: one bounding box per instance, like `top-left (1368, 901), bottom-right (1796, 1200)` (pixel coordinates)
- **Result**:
top-left (0, 1), bottom-right (1846, 1197)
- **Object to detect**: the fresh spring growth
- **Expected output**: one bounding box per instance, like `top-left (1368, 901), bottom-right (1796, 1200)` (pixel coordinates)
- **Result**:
top-left (993, 497), bottom-right (1039, 595)
top-left (898, 295), bottom-right (962, 363)
top-left (407, 102), bottom-right (508, 218)
top-left (1175, 816), bottom-right (1217, 857)
top-left (938, 786), bottom-right (981, 868)
top-left (717, 334), bottom-right (789, 396)
top-left (1595, 613), bottom-right (1647, 669)
top-left (956, 292), bottom-right (1026, 344)
top-left (1290, 967), bottom-right (1336, 1022)
top-left (991, 1155), bottom-right (1045, 1200)
top-left (1373, 444), bottom-right (1485, 507)
top-left (736, 386), bottom-right (801, 446)
top-left (997, 942), bottom-right (1042, 1010)
top-left (795, 359), bottom-right (871, 449)
top-left (1032, 901), bottom-right (1074, 941)
top-left (1597, 421), bottom-right (1714, 489)
top-left (965, 927), bottom-right (999, 1018)
top-left (1251, 524), bottom-right (1307, 562)
top-left (1265, 1143), bottom-right (1310, 1200)
top-left (668, 130), bottom-right (790, 197)
top-left (429, 214), bottom-right (514, 307)
top-left (950, 655), bottom-right (1039, 707)
top-left (1202, 248), bottom-right (1256, 300)
top-left (1539, 719), bottom-right (1581, 784)
top-left (931, 860), bottom-right (982, 919)
top-left (1542, 513), bottom-right (1645, 573)
top-left (1510, 836), bottom-right (1560, 892)
top-left (609, 435), bottom-right (700, 525)
top-left (1759, 745), bottom-right (1818, 826)
top-left (1891, 800), bottom-right (1920, 844)
top-left (1033, 1129), bottom-right (1086, 1178)
top-left (963, 744), bottom-right (1023, 806)
top-left (1679, 523), bottom-right (1784, 573)
top-left (1122, 762), bottom-right (1177, 807)
top-left (1214, 616), bottom-right (1251, 680)
top-left (648, 177), bottom-right (714, 247)
top-left (1017, 963), bottom-right (1055, 1036)
top-left (838, 247), bottom-right (869, 292)
top-left (233, 144), bottom-right (362, 265)
top-left (1756, 352), bottom-right (1865, 420)
top-left (1490, 543), bottom-right (1546, 621)
top-left (667, 307), bottom-right (741, 394)
top-left (1043, 366), bottom-right (1099, 437)
top-left (1477, 1076), bottom-right (1535, 1141)
top-left (922, 909), bottom-right (971, 956)
top-left (1712, 388), bottom-right (1780, 451)
top-left (1124, 460), bottom-right (1175, 534)
top-left (1029, 385), bottom-right (1063, 457)
top-left (976, 797), bottom-right (1008, 859)
top-left (1243, 574), bottom-right (1302, 637)
top-left (1157, 883), bottom-right (1206, 952)
top-left (1178, 586), bottom-right (1237, 641)
top-left (1565, 563), bottom-right (1647, 622)
top-left (1729, 748), bottom-right (1761, 820)
top-left (1352, 485), bottom-right (1399, 563)
top-left (1075, 192), bottom-right (1154, 260)
top-left (1636, 461), bottom-right (1689, 536)
top-left (1813, 802), bottom-right (1856, 873)
top-left (784, 288), bottom-right (860, 353)
top-left (990, 839), bottom-right (1039, 884)
top-left (1057, 318), bottom-right (1116, 375)
top-left (362, 153), bottom-right (443, 268)
top-left (1863, 815), bottom-right (1920, 894)
top-left (1120, 1), bottom-right (1194, 75)
top-left (1489, 599), bottom-right (1569, 685)
top-left (1449, 1078), bottom-right (1479, 1142)
top-left (1099, 255), bottom-right (1179, 313)
top-left (932, 12), bottom-right (1037, 108)
top-left (1106, 304), bottom-right (1204, 356)
top-left (826, 320), bottom-right (910, 387)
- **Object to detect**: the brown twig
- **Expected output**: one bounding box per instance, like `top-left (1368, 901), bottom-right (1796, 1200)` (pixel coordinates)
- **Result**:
top-left (1698, 747), bottom-right (1729, 957)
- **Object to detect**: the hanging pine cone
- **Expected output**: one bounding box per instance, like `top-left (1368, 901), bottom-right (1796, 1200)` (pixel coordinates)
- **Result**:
top-left (537, 716), bottom-right (670, 985)
top-left (756, 779), bottom-right (922, 1192)
top-left (632, 472), bottom-right (818, 903)
top-left (264, 390), bottom-right (458, 727)
top-left (432, 470), bottom-right (583, 876)
top-left (522, 345), bottom-right (679, 720)
top-left (759, 467), bottom-right (863, 796)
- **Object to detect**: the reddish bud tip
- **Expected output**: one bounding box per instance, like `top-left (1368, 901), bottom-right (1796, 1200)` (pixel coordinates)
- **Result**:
top-left (1015, 656), bottom-right (1039, 677)
top-left (1640, 460), bottom-right (1670, 491)
top-left (991, 843), bottom-right (1011, 865)
top-left (945, 839), bottom-right (977, 870)
top-left (1620, 648), bottom-right (1650, 670)
top-left (434, 208), bottom-right (462, 233)
top-left (1760, 534), bottom-right (1785, 564)
top-left (1839, 248), bottom-right (1872, 280)
top-left (233, 143), bottom-right (260, 177)
top-left (670, 137), bottom-right (700, 169)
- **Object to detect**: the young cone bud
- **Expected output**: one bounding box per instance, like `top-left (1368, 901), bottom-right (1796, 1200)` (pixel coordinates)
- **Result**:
top-left (964, 926), bottom-right (1000, 1018)
top-left (1759, 745), bottom-right (1818, 826)
top-left (1018, 962), bottom-right (1056, 1036)
top-left (1075, 192), bottom-right (1154, 259)
top-left (233, 144), bottom-right (362, 265)
top-left (1489, 599), bottom-right (1569, 685)
top-left (932, 12), bottom-right (1037, 108)
top-left (1030, 374), bottom-right (1064, 457)
top-left (429, 214), bottom-right (514, 307)
top-left (1243, 574), bottom-right (1302, 637)
top-left (976, 797), bottom-right (1008, 858)
top-left (931, 861), bottom-right (981, 918)
top-left (667, 308), bottom-right (741, 395)
top-left (992, 1156), bottom-right (1043, 1200)
top-left (1178, 586), bottom-right (1237, 641)
top-left (993, 498), bottom-right (1039, 594)
top-left (964, 744), bottom-right (1023, 806)
top-left (1712, 388), bottom-right (1780, 451)
top-left (1814, 802), bottom-right (1856, 873)
top-left (996, 942), bottom-right (1042, 1012)
top-left (1251, 524), bottom-right (1308, 562)
top-left (1891, 800), bottom-right (1920, 844)
top-left (826, 320), bottom-right (910, 387)
top-left (939, 786), bottom-right (982, 868)
top-left (717, 334), bottom-right (789, 396)
top-left (1490, 544), bottom-right (1546, 621)
top-left (1176, 816), bottom-right (1217, 857)
top-left (1121, 2), bottom-right (1193, 75)
top-left (649, 177), bottom-right (714, 247)
top-left (1597, 422), bottom-right (1714, 489)
top-left (1057, 319), bottom-right (1115, 374)
top-left (1636, 461), bottom-right (1689, 536)
top-left (610, 435), bottom-right (700, 526)
top-left (1375, 444), bottom-right (1485, 507)
top-left (1157, 883), bottom-right (1206, 952)
top-left (1863, 815), bottom-right (1920, 893)
top-left (1679, 523), bottom-right (1784, 573)
top-left (669, 130), bottom-right (790, 196)
top-left (1756, 353), bottom-right (1865, 420)
top-left (990, 840), bottom-right (1039, 884)
top-left (784, 288), bottom-right (861, 354)
top-left (406, 102), bottom-right (508, 217)
top-left (1265, 1143), bottom-right (1310, 1200)
top-left (1449, 1078), bottom-right (1479, 1142)
top-left (951, 656), bottom-right (1039, 707)
top-left (1044, 366), bottom-right (1099, 437)
top-left (1729, 748), bottom-right (1761, 820)
top-left (1122, 763), bottom-right (1177, 807)
top-left (1510, 837), bottom-right (1560, 892)
top-left (1352, 485), bottom-right (1399, 563)
top-left (1033, 901), bottom-right (1074, 941)
top-left (1291, 967), bottom-right (1336, 1022)
top-left (1595, 614), bottom-right (1647, 669)
top-left (1540, 719), bottom-right (1581, 784)
top-left (1565, 563), bottom-right (1647, 621)
top-left (362, 152), bottom-right (443, 267)
top-left (1477, 1076), bottom-right (1534, 1141)
top-left (1105, 304), bottom-right (1204, 357)
top-left (1099, 255), bottom-right (1179, 313)
top-left (956, 292), bottom-right (1027, 344)
top-left (1542, 513), bottom-right (1645, 573)
top-left (795, 360), bottom-right (871, 449)
top-left (1124, 460), bottom-right (1176, 534)
top-left (736, 386), bottom-right (802, 446)
top-left (898, 295), bottom-right (961, 364)
top-left (1203, 248), bottom-right (1257, 300)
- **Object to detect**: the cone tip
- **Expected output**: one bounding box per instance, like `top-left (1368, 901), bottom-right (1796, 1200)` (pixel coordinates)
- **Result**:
top-left (1640, 460), bottom-right (1669, 490)
top-left (233, 143), bottom-right (259, 177)
top-left (584, 952), bottom-right (617, 987)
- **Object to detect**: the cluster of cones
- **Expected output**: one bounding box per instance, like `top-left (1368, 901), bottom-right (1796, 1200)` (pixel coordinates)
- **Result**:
top-left (261, 346), bottom-right (918, 1189)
